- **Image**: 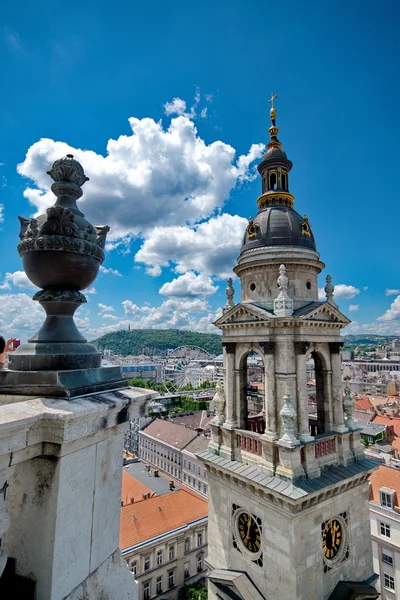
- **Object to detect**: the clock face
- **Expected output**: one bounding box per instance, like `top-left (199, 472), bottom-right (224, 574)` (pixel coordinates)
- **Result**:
top-left (237, 512), bottom-right (261, 554)
top-left (322, 519), bottom-right (342, 560)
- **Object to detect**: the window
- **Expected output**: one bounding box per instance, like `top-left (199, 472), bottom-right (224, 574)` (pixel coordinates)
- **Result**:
top-left (193, 478), bottom-right (196, 488)
top-left (197, 532), bottom-right (203, 546)
top-left (184, 562), bottom-right (190, 579)
top-left (384, 573), bottom-right (395, 591)
top-left (382, 549), bottom-right (394, 566)
top-left (269, 172), bottom-right (277, 190)
top-left (185, 537), bottom-right (191, 552)
top-left (143, 581), bottom-right (150, 600)
top-left (203, 484), bottom-right (207, 495)
top-left (184, 459), bottom-right (186, 468)
top-left (197, 554), bottom-right (203, 572)
top-left (156, 549), bottom-right (163, 565)
top-left (380, 522), bottom-right (391, 538)
top-left (203, 470), bottom-right (207, 479)
top-left (168, 570), bottom-right (175, 588)
top-left (188, 462), bottom-right (191, 471)
top-left (380, 490), bottom-right (394, 509)
top-left (188, 476), bottom-right (191, 485)
top-left (198, 465), bottom-right (201, 475)
top-left (156, 576), bottom-right (162, 594)
top-left (144, 556), bottom-right (150, 571)
top-left (169, 545), bottom-right (175, 560)
top-left (130, 560), bottom-right (137, 576)
top-left (183, 473), bottom-right (187, 482)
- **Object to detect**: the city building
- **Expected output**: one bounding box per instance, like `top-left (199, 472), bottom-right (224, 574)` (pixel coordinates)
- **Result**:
top-left (369, 465), bottom-right (400, 598)
top-left (198, 98), bottom-right (379, 599)
top-left (120, 469), bottom-right (208, 600)
top-left (139, 418), bottom-right (209, 497)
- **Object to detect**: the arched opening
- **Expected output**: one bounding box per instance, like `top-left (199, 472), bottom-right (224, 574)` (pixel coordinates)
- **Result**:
top-left (281, 172), bottom-right (287, 190)
top-left (306, 350), bottom-right (331, 436)
top-left (269, 172), bottom-right (277, 191)
top-left (238, 350), bottom-right (265, 433)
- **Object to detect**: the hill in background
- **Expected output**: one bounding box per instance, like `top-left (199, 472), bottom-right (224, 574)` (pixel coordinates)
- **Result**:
top-left (92, 328), bottom-right (223, 356)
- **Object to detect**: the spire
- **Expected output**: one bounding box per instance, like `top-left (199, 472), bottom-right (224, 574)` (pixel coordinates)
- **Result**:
top-left (223, 278), bottom-right (235, 313)
top-left (268, 93), bottom-right (280, 144)
top-left (324, 275), bottom-right (338, 308)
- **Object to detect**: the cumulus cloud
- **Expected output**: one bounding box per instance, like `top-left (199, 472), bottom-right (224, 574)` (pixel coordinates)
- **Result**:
top-left (164, 98), bottom-right (188, 116)
top-left (135, 213), bottom-right (248, 278)
top-left (98, 303), bottom-right (115, 313)
top-left (17, 116), bottom-right (263, 242)
top-left (318, 284), bottom-right (360, 301)
top-left (122, 300), bottom-right (141, 317)
top-left (102, 313), bottom-right (119, 320)
top-left (385, 289), bottom-right (400, 296)
top-left (345, 320), bottom-right (400, 336)
top-left (348, 304), bottom-right (359, 312)
top-left (0, 204), bottom-right (4, 223)
top-left (159, 272), bottom-right (218, 298)
top-left (99, 266), bottom-right (122, 276)
top-left (378, 295), bottom-right (400, 321)
top-left (0, 270), bottom-right (38, 290)
top-left (0, 293), bottom-right (44, 339)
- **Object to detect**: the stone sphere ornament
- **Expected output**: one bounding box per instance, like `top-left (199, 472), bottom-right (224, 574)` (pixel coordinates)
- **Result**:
top-left (10, 155), bottom-right (109, 372)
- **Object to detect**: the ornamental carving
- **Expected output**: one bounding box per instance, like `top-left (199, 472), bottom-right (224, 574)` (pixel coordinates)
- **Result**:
top-left (259, 341), bottom-right (276, 354)
top-left (95, 226), bottom-right (110, 249)
top-left (18, 234), bottom-right (105, 262)
top-left (40, 207), bottom-right (80, 238)
top-left (329, 342), bottom-right (344, 354)
top-left (33, 289), bottom-right (87, 303)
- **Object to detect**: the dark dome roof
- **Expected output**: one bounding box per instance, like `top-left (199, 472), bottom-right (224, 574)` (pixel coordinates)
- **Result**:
top-left (262, 146), bottom-right (287, 160)
top-left (241, 206), bottom-right (316, 254)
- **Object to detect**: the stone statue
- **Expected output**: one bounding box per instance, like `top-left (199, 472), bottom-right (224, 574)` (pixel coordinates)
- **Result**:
top-left (223, 278), bottom-right (235, 314)
top-left (325, 274), bottom-right (338, 308)
top-left (278, 395), bottom-right (300, 446)
top-left (274, 264), bottom-right (293, 316)
top-left (343, 384), bottom-right (357, 429)
top-left (212, 380), bottom-right (226, 425)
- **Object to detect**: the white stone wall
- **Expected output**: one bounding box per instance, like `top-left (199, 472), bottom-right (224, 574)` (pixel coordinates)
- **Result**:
top-left (182, 451), bottom-right (208, 497)
top-left (207, 469), bottom-right (374, 600)
top-left (370, 501), bottom-right (400, 598)
top-left (123, 520), bottom-right (208, 600)
top-left (139, 434), bottom-right (182, 480)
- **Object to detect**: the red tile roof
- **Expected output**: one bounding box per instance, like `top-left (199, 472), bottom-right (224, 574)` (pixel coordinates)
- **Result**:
top-left (373, 415), bottom-right (400, 436)
top-left (121, 470), bottom-right (156, 507)
top-left (142, 418), bottom-right (197, 449)
top-left (120, 489), bottom-right (207, 550)
top-left (369, 464), bottom-right (400, 507)
top-left (355, 398), bottom-right (374, 411)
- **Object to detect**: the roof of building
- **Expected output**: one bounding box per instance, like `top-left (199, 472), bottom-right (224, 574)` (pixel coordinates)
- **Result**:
top-left (124, 461), bottom-right (181, 496)
top-left (373, 415), bottom-right (400, 436)
top-left (121, 469), bottom-right (155, 506)
top-left (120, 489), bottom-right (208, 550)
top-left (168, 410), bottom-right (214, 432)
top-left (360, 422), bottom-right (386, 436)
top-left (391, 437), bottom-right (400, 452)
top-left (355, 397), bottom-right (374, 411)
top-left (141, 418), bottom-right (197, 449)
top-left (183, 435), bottom-right (210, 454)
top-left (369, 464), bottom-right (400, 507)
top-left (354, 410), bottom-right (374, 423)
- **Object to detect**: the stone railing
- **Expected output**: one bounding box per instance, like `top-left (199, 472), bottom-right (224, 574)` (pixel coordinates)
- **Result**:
top-left (314, 437), bottom-right (336, 458)
top-left (237, 432), bottom-right (262, 456)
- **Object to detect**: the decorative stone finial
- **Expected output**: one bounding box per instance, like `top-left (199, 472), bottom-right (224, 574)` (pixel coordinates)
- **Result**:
top-left (343, 383), bottom-right (357, 429)
top-left (268, 92), bottom-right (279, 140)
top-left (274, 264), bottom-right (293, 317)
top-left (278, 395), bottom-right (300, 447)
top-left (212, 380), bottom-right (225, 425)
top-left (223, 278), bottom-right (235, 313)
top-left (325, 275), bottom-right (338, 307)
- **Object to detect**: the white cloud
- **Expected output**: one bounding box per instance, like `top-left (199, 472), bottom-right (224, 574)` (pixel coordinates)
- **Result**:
top-left (164, 98), bottom-right (187, 116)
top-left (345, 320), bottom-right (400, 336)
top-left (135, 213), bottom-right (248, 278)
top-left (0, 271), bottom-right (38, 290)
top-left (17, 116), bottom-right (263, 244)
top-left (318, 283), bottom-right (360, 301)
top-left (0, 204), bottom-right (4, 223)
top-left (385, 289), bottom-right (400, 296)
top-left (159, 272), bottom-right (218, 298)
top-left (0, 293), bottom-right (44, 339)
top-left (98, 303), bottom-right (115, 313)
top-left (378, 295), bottom-right (400, 321)
top-left (348, 304), bottom-right (359, 312)
top-left (86, 287), bottom-right (96, 294)
top-left (102, 313), bottom-right (119, 320)
top-left (99, 266), bottom-right (122, 276)
top-left (122, 300), bottom-right (141, 317)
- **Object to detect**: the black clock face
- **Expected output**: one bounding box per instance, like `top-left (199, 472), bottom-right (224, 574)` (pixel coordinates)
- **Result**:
top-left (237, 512), bottom-right (261, 554)
top-left (322, 519), bottom-right (342, 560)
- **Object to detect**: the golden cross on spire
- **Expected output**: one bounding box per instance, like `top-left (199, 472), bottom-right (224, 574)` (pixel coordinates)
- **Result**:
top-left (268, 93), bottom-right (278, 108)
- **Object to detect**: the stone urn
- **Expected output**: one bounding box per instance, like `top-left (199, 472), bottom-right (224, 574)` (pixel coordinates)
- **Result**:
top-left (10, 155), bottom-right (109, 372)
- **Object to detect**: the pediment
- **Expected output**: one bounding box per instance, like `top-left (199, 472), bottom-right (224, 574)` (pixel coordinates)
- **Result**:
top-left (300, 302), bottom-right (350, 325)
top-left (214, 303), bottom-right (273, 328)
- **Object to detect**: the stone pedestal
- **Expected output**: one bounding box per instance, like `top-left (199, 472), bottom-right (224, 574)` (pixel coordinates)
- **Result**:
top-left (0, 387), bottom-right (156, 600)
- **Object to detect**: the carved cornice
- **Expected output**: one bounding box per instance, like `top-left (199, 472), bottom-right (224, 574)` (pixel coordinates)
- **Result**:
top-left (294, 341), bottom-right (311, 355)
top-left (18, 234), bottom-right (105, 263)
top-left (33, 289), bottom-right (87, 304)
top-left (259, 341), bottom-right (276, 354)
top-left (222, 342), bottom-right (236, 354)
top-left (329, 342), bottom-right (344, 354)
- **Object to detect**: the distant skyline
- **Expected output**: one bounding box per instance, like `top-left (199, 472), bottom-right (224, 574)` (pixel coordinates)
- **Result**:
top-left (1, 0), bottom-right (399, 341)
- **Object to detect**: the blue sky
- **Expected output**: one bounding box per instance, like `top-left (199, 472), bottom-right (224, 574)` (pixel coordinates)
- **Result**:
top-left (1, 0), bottom-right (399, 341)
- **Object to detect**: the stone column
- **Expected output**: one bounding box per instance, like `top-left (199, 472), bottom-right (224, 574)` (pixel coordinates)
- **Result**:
top-left (295, 342), bottom-right (313, 442)
top-left (260, 342), bottom-right (277, 441)
top-left (329, 342), bottom-right (348, 433)
top-left (222, 342), bottom-right (236, 428)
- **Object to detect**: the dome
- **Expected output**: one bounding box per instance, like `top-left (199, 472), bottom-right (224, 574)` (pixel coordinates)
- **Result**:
top-left (263, 145), bottom-right (287, 160)
top-left (240, 206), bottom-right (316, 255)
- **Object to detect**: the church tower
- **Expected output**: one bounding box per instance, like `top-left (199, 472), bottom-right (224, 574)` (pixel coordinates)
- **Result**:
top-left (198, 97), bottom-right (378, 600)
